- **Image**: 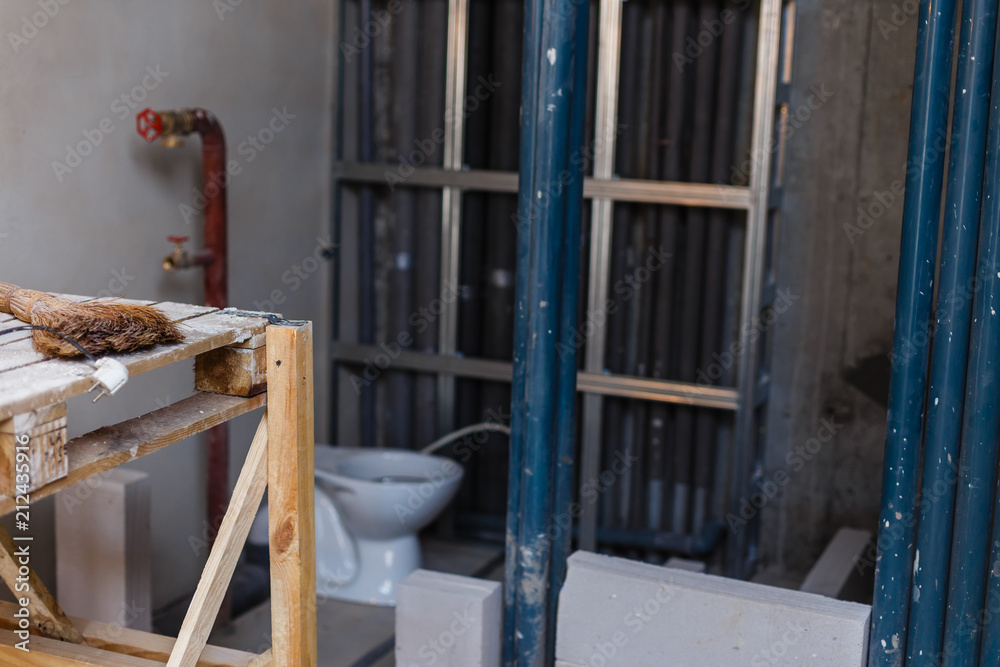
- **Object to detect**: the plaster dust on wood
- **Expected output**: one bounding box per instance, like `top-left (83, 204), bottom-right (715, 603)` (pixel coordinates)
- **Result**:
top-left (0, 392), bottom-right (266, 515)
top-left (0, 307), bottom-right (270, 421)
top-left (0, 282), bottom-right (183, 357)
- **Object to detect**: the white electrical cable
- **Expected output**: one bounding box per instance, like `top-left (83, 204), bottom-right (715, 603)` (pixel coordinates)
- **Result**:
top-left (420, 422), bottom-right (512, 454)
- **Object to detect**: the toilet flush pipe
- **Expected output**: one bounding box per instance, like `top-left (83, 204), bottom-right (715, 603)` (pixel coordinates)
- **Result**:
top-left (420, 422), bottom-right (512, 455)
top-left (136, 108), bottom-right (230, 559)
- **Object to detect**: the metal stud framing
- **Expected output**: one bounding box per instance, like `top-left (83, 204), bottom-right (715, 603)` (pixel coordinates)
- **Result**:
top-left (437, 0), bottom-right (469, 435)
top-left (333, 0), bottom-right (789, 574)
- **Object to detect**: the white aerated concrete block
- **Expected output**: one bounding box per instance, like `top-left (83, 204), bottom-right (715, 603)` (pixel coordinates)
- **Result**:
top-left (55, 469), bottom-right (152, 632)
top-left (396, 569), bottom-right (501, 667)
top-left (556, 551), bottom-right (870, 667)
top-left (665, 556), bottom-right (707, 573)
top-left (800, 527), bottom-right (873, 601)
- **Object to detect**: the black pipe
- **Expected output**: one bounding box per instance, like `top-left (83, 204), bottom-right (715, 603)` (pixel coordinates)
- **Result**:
top-left (413, 0), bottom-right (447, 449)
top-left (694, 0), bottom-right (743, 534)
top-left (358, 0), bottom-right (377, 449)
top-left (478, 0), bottom-right (522, 516)
top-left (674, 0), bottom-right (720, 535)
top-left (654, 0), bottom-right (691, 535)
top-left (455, 0), bottom-right (492, 510)
top-left (602, 215), bottom-right (630, 530)
top-left (724, 0), bottom-right (759, 578)
top-left (644, 0), bottom-right (672, 533)
top-left (629, 0), bottom-right (662, 538)
top-left (386, 0), bottom-right (420, 449)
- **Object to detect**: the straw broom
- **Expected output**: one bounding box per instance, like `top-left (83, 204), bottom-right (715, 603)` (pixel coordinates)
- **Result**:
top-left (0, 282), bottom-right (183, 357)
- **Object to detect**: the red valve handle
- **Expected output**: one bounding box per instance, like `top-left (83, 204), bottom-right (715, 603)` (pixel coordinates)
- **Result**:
top-left (137, 108), bottom-right (163, 142)
top-left (167, 235), bottom-right (190, 244)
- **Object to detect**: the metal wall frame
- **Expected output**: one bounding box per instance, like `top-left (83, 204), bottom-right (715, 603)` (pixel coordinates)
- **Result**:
top-left (437, 0), bottom-right (469, 436)
top-left (333, 0), bottom-right (790, 574)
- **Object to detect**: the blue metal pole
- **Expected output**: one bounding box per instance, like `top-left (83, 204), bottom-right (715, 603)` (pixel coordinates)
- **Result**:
top-left (869, 0), bottom-right (958, 662)
top-left (504, 0), bottom-right (586, 663)
top-left (514, 12), bottom-right (576, 667)
top-left (547, 0), bottom-right (590, 661)
top-left (942, 14), bottom-right (1000, 664)
top-left (971, 20), bottom-right (1000, 658)
top-left (503, 0), bottom-right (542, 660)
top-left (907, 0), bottom-right (997, 663)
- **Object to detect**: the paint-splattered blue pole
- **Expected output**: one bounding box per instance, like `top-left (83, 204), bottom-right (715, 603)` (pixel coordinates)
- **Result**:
top-left (942, 11), bottom-right (1000, 664)
top-left (870, 0), bottom-right (957, 662)
top-left (907, 0), bottom-right (997, 663)
top-left (504, 0), bottom-right (588, 664)
top-left (547, 1), bottom-right (590, 664)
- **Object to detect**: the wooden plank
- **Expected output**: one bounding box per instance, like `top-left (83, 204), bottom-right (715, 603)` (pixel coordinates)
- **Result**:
top-left (0, 392), bottom-right (266, 516)
top-left (168, 415), bottom-right (269, 667)
top-left (0, 310), bottom-right (270, 421)
top-left (195, 346), bottom-right (267, 397)
top-left (0, 338), bottom-right (53, 374)
top-left (0, 628), bottom-right (160, 666)
top-left (266, 323), bottom-right (317, 667)
top-left (0, 300), bottom-right (214, 390)
top-left (0, 403), bottom-right (68, 494)
top-left (0, 523), bottom-right (86, 645)
top-left (56, 469), bottom-right (152, 632)
top-left (152, 302), bottom-right (218, 321)
top-left (0, 602), bottom-right (264, 667)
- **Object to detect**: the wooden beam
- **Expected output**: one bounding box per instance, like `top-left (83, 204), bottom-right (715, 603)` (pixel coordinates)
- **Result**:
top-left (0, 392), bottom-right (266, 516)
top-left (266, 323), bottom-right (316, 667)
top-left (195, 346), bottom-right (267, 397)
top-left (0, 628), bottom-right (160, 666)
top-left (0, 523), bottom-right (86, 645)
top-left (0, 403), bottom-right (68, 494)
top-left (0, 602), bottom-right (263, 667)
top-left (167, 415), bottom-right (269, 667)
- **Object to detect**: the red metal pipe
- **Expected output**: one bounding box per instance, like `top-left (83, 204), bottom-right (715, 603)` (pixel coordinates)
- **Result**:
top-left (188, 108), bottom-right (228, 309)
top-left (137, 108), bottom-right (229, 556)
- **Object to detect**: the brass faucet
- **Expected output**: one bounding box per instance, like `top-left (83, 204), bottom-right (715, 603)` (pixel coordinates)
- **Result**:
top-left (163, 235), bottom-right (213, 272)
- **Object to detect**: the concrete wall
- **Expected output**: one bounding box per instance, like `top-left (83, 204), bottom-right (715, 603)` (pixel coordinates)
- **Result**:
top-left (762, 0), bottom-right (917, 575)
top-left (0, 1), bottom-right (334, 610)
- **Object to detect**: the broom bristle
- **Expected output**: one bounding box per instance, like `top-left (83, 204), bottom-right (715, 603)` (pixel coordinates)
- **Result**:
top-left (30, 302), bottom-right (184, 357)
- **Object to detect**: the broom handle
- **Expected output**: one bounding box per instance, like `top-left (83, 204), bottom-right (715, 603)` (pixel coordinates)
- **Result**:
top-left (0, 282), bottom-right (68, 323)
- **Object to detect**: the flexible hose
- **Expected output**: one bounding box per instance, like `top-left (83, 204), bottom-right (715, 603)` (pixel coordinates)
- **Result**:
top-left (421, 422), bottom-right (512, 455)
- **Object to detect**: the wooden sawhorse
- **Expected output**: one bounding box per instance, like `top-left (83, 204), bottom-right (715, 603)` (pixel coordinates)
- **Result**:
top-left (0, 297), bottom-right (316, 666)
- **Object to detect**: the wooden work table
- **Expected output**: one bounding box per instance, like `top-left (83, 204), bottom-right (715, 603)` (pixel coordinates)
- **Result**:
top-left (0, 295), bottom-right (316, 667)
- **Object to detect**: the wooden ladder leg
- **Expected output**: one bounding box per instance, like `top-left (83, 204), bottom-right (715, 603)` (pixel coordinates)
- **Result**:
top-left (0, 521), bottom-right (86, 645)
top-left (266, 323), bottom-right (316, 667)
top-left (166, 414), bottom-right (270, 667)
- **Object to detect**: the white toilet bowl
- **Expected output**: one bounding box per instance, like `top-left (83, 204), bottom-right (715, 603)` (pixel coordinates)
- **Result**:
top-left (313, 445), bottom-right (464, 605)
